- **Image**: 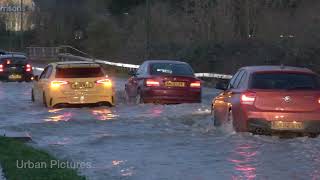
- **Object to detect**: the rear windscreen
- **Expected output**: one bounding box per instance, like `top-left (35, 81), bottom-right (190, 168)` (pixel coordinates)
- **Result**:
top-left (250, 73), bottom-right (320, 90)
top-left (1, 57), bottom-right (27, 65)
top-left (56, 67), bottom-right (104, 78)
top-left (150, 63), bottom-right (194, 76)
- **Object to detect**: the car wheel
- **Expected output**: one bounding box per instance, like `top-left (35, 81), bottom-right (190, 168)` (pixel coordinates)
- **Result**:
top-left (212, 106), bottom-right (221, 127)
top-left (227, 110), bottom-right (237, 131)
top-left (213, 114), bottom-right (221, 127)
top-left (124, 89), bottom-right (132, 104)
top-left (136, 91), bottom-right (144, 104)
top-left (31, 89), bottom-right (35, 102)
top-left (43, 92), bottom-right (48, 107)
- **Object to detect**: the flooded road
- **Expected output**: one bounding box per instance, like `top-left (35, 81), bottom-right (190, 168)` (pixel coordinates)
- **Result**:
top-left (0, 79), bottom-right (320, 180)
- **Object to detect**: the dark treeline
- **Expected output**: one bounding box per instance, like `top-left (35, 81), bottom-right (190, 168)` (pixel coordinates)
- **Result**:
top-left (4, 0), bottom-right (320, 73)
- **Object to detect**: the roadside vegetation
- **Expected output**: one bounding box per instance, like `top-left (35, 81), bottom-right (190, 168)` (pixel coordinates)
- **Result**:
top-left (0, 137), bottom-right (85, 180)
top-left (1, 0), bottom-right (320, 74)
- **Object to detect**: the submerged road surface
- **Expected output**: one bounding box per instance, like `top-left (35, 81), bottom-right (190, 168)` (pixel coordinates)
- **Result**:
top-left (0, 79), bottom-right (320, 180)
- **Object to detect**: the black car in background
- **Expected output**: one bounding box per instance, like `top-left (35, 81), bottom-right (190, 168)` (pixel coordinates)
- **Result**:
top-left (0, 54), bottom-right (34, 82)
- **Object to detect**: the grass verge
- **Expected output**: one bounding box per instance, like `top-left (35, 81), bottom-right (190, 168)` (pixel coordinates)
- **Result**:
top-left (0, 137), bottom-right (85, 180)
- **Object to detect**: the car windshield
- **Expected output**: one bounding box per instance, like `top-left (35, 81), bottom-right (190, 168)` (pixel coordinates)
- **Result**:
top-left (150, 63), bottom-right (194, 76)
top-left (56, 67), bottom-right (104, 78)
top-left (1, 57), bottom-right (26, 65)
top-left (250, 72), bottom-right (320, 90)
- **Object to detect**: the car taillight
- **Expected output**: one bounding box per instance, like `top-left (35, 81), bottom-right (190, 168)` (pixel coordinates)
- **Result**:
top-left (241, 92), bottom-right (256, 105)
top-left (26, 64), bottom-right (32, 72)
top-left (0, 64), bottom-right (3, 72)
top-left (51, 81), bottom-right (68, 88)
top-left (6, 60), bottom-right (11, 65)
top-left (190, 81), bottom-right (201, 88)
top-left (96, 78), bottom-right (112, 87)
top-left (146, 79), bottom-right (160, 87)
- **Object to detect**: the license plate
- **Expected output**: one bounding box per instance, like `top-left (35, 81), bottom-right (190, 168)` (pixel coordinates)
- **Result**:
top-left (271, 121), bottom-right (303, 130)
top-left (9, 74), bottom-right (22, 80)
top-left (71, 82), bottom-right (94, 89)
top-left (165, 81), bottom-right (185, 87)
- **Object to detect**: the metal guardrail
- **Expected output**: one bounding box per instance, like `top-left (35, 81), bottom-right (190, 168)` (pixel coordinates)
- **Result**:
top-left (57, 54), bottom-right (232, 80)
top-left (28, 46), bottom-right (233, 79)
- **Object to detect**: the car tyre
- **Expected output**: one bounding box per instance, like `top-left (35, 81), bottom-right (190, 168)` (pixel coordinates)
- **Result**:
top-left (227, 109), bottom-right (237, 131)
top-left (124, 89), bottom-right (132, 104)
top-left (43, 92), bottom-right (48, 107)
top-left (212, 106), bottom-right (221, 127)
top-left (31, 89), bottom-right (35, 102)
top-left (136, 91), bottom-right (144, 104)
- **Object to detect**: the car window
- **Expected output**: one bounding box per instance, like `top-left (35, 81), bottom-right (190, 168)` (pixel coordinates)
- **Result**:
top-left (228, 70), bottom-right (243, 89)
top-left (233, 71), bottom-right (244, 89)
top-left (250, 72), bottom-right (320, 90)
top-left (55, 67), bottom-right (104, 78)
top-left (137, 63), bottom-right (145, 76)
top-left (0, 57), bottom-right (27, 65)
top-left (150, 63), bottom-right (194, 76)
top-left (39, 67), bottom-right (48, 79)
top-left (236, 72), bottom-right (247, 89)
top-left (143, 64), bottom-right (149, 75)
top-left (45, 66), bottom-right (53, 79)
top-left (228, 71), bottom-right (240, 89)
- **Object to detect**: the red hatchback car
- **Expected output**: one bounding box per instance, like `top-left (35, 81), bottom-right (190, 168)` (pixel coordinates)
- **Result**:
top-left (125, 60), bottom-right (202, 104)
top-left (212, 66), bottom-right (320, 135)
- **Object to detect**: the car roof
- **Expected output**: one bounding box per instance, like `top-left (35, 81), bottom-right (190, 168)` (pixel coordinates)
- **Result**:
top-left (144, 60), bottom-right (189, 65)
top-left (240, 65), bottom-right (315, 74)
top-left (0, 54), bottom-right (27, 59)
top-left (54, 61), bottom-right (99, 65)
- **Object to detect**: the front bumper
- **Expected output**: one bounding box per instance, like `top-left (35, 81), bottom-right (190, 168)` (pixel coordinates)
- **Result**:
top-left (248, 119), bottom-right (320, 134)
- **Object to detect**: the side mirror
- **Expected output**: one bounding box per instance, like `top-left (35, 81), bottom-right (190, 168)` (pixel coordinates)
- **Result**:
top-left (215, 81), bottom-right (227, 91)
top-left (34, 75), bottom-right (39, 81)
top-left (128, 69), bottom-right (137, 76)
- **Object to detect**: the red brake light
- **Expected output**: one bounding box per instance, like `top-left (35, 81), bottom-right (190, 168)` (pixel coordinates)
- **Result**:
top-left (190, 81), bottom-right (201, 88)
top-left (146, 79), bottom-right (160, 87)
top-left (6, 60), bottom-right (11, 65)
top-left (241, 92), bottom-right (256, 105)
top-left (26, 64), bottom-right (32, 72)
top-left (51, 81), bottom-right (68, 88)
top-left (96, 78), bottom-right (112, 87)
top-left (0, 64), bottom-right (3, 72)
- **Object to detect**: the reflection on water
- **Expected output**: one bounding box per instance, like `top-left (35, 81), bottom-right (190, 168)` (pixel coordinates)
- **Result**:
top-left (229, 143), bottom-right (257, 180)
top-left (112, 160), bottom-right (125, 166)
top-left (45, 109), bottom-right (73, 122)
top-left (92, 109), bottom-right (118, 121)
top-left (150, 106), bottom-right (164, 118)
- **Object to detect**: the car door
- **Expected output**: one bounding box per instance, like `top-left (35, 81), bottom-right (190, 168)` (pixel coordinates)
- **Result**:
top-left (214, 70), bottom-right (244, 123)
top-left (38, 65), bottom-right (53, 98)
top-left (127, 63), bottom-right (146, 97)
top-left (228, 71), bottom-right (248, 129)
top-left (33, 67), bottom-right (48, 101)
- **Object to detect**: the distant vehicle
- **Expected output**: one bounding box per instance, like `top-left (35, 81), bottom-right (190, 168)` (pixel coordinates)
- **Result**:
top-left (212, 66), bottom-right (320, 136)
top-left (0, 50), bottom-right (7, 56)
top-left (31, 61), bottom-right (115, 108)
top-left (125, 60), bottom-right (202, 104)
top-left (0, 54), bottom-right (34, 82)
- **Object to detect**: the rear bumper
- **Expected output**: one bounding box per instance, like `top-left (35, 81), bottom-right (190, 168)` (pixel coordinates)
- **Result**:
top-left (248, 119), bottom-right (320, 134)
top-left (142, 88), bottom-right (201, 104)
top-left (246, 109), bottom-right (320, 133)
top-left (0, 73), bottom-right (33, 81)
top-left (51, 95), bottom-right (115, 107)
top-left (48, 89), bottom-right (115, 107)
